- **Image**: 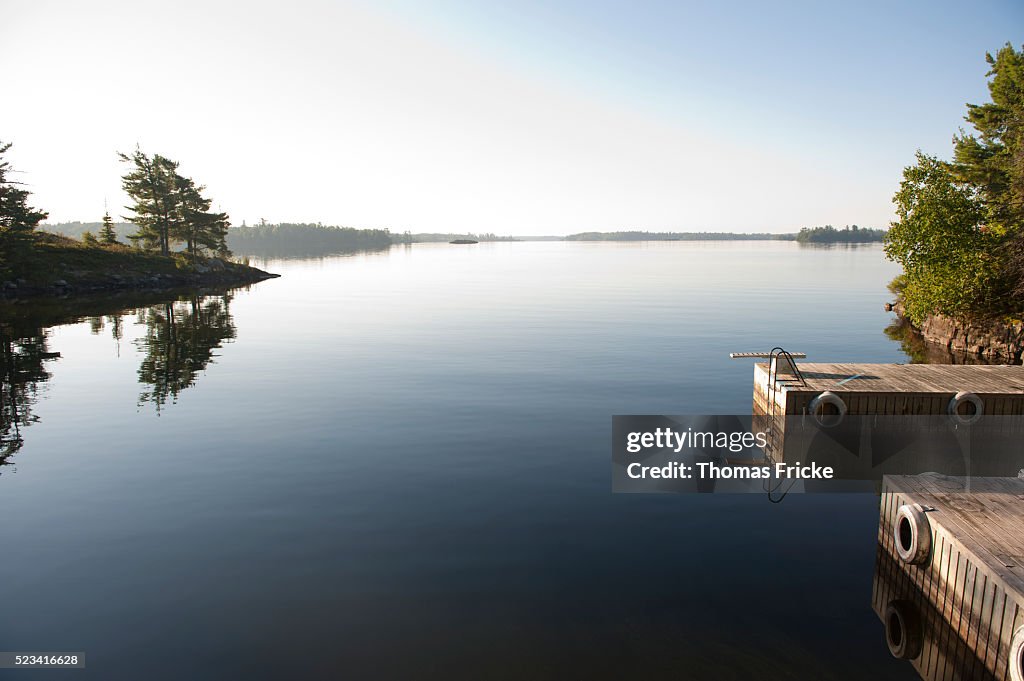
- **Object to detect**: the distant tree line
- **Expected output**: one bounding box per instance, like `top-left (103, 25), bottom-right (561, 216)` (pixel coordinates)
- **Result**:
top-left (226, 225), bottom-right (524, 256)
top-left (227, 222), bottom-right (392, 257)
top-left (564, 231), bottom-right (793, 241)
top-left (43, 220), bottom-right (137, 242)
top-left (885, 43), bottom-right (1024, 323)
top-left (390, 231), bottom-right (520, 244)
top-left (795, 225), bottom-right (886, 243)
top-left (564, 228), bottom-right (890, 242)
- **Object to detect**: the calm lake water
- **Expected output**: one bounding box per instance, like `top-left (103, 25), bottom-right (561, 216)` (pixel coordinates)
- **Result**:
top-left (0, 241), bottom-right (924, 680)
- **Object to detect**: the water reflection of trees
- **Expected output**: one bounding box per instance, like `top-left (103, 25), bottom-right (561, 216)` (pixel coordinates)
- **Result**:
top-left (135, 294), bottom-right (236, 412)
top-left (884, 319), bottom-right (1007, 365)
top-left (0, 289), bottom-right (240, 468)
top-left (238, 246), bottom-right (391, 271)
top-left (0, 325), bottom-right (56, 470)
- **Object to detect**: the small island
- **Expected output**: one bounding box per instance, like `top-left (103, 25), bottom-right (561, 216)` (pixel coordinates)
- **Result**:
top-left (449, 239), bottom-right (479, 244)
top-left (795, 224), bottom-right (885, 243)
top-left (0, 144), bottom-right (277, 299)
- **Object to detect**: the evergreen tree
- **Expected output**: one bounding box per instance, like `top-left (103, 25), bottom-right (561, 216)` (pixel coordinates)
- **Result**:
top-left (170, 175), bottom-right (230, 261)
top-left (192, 208), bottom-right (231, 258)
top-left (82, 230), bottom-right (99, 246)
top-left (119, 148), bottom-right (232, 260)
top-left (951, 43), bottom-right (1024, 298)
top-left (0, 141), bottom-right (48, 273)
top-left (953, 43), bottom-right (1024, 232)
top-left (119, 149), bottom-right (179, 256)
top-left (99, 211), bottom-right (118, 245)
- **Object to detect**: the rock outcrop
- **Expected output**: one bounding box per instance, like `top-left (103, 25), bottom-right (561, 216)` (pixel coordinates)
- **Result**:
top-left (1, 258), bottom-right (278, 300)
top-left (889, 302), bottom-right (1024, 363)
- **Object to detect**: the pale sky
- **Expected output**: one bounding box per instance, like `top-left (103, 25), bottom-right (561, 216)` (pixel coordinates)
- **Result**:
top-left (2, 0), bottom-right (1021, 235)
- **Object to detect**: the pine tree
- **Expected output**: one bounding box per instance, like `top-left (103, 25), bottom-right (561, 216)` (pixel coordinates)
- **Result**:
top-left (953, 43), bottom-right (1024, 233)
top-left (166, 172), bottom-right (232, 261)
top-left (0, 141), bottom-right (48, 273)
top-left (119, 149), bottom-right (178, 256)
top-left (99, 212), bottom-right (118, 245)
top-left (120, 149), bottom-right (231, 260)
top-left (951, 43), bottom-right (1024, 301)
top-left (177, 182), bottom-right (230, 260)
top-left (82, 230), bottom-right (99, 247)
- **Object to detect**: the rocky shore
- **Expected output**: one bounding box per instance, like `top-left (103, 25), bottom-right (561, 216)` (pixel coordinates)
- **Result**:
top-left (1, 259), bottom-right (278, 299)
top-left (1, 234), bottom-right (278, 300)
top-left (888, 301), bottom-right (1024, 363)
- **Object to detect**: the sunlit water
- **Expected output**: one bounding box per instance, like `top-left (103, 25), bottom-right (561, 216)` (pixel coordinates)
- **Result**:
top-left (0, 241), bottom-right (922, 680)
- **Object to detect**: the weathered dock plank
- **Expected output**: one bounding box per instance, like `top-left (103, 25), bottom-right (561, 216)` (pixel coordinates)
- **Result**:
top-left (753, 363), bottom-right (1024, 417)
top-left (878, 474), bottom-right (1024, 681)
top-left (873, 547), bottom-right (1001, 680)
top-left (749, 362), bottom-right (1024, 481)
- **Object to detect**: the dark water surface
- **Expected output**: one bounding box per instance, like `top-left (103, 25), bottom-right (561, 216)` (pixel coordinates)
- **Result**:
top-left (0, 242), bottom-right (923, 679)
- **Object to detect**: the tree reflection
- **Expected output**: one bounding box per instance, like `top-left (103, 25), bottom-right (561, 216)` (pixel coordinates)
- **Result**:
top-left (0, 325), bottom-right (55, 471)
top-left (135, 294), bottom-right (236, 412)
top-left (883, 319), bottom-right (1003, 365)
top-left (1, 289), bottom-right (241, 467)
top-left (86, 313), bottom-right (126, 356)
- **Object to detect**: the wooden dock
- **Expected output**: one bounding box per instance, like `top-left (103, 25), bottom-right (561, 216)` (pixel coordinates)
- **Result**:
top-left (876, 474), bottom-right (1024, 681)
top-left (748, 362), bottom-right (1024, 474)
top-left (874, 548), bottom-right (1000, 680)
top-left (742, 358), bottom-right (1024, 674)
top-left (753, 362), bottom-right (1024, 417)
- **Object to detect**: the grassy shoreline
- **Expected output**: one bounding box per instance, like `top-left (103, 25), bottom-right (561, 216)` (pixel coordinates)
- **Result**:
top-left (1, 233), bottom-right (278, 300)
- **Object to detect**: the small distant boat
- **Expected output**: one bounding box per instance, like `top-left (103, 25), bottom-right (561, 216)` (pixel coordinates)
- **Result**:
top-left (449, 239), bottom-right (478, 244)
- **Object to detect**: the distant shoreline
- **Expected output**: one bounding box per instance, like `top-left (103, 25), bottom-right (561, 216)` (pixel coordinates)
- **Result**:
top-left (41, 222), bottom-right (887, 250)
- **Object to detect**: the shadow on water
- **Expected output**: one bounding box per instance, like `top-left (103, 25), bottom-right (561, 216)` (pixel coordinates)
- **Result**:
top-left (0, 287), bottom-right (241, 468)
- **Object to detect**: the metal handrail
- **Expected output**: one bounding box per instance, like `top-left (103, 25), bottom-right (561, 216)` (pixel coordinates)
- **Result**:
top-left (728, 347), bottom-right (806, 502)
top-left (763, 347), bottom-right (805, 503)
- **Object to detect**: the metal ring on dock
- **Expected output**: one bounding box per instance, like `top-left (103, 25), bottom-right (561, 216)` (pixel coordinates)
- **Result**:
top-left (808, 391), bottom-right (846, 427)
top-left (884, 600), bottom-right (923, 660)
top-left (947, 391), bottom-right (984, 426)
top-left (1011, 626), bottom-right (1024, 681)
top-left (894, 504), bottom-right (931, 565)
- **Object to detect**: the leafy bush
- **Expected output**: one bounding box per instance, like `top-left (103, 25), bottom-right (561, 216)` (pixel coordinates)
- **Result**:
top-left (884, 153), bottom-right (1005, 323)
